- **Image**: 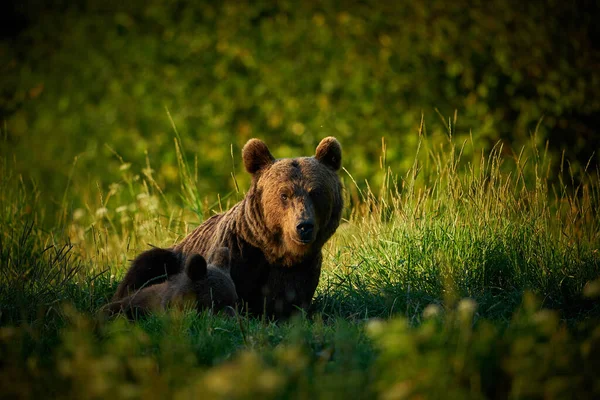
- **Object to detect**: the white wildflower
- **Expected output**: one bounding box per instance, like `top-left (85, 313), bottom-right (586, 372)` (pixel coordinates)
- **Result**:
top-left (422, 304), bottom-right (442, 319)
top-left (95, 207), bottom-right (108, 218)
top-left (73, 208), bottom-right (85, 221)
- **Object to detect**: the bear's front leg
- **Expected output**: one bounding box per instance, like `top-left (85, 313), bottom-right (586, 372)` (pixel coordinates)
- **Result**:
top-left (260, 254), bottom-right (322, 319)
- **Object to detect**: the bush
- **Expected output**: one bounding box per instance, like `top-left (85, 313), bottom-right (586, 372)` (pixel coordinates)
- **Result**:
top-left (2, 0), bottom-right (598, 213)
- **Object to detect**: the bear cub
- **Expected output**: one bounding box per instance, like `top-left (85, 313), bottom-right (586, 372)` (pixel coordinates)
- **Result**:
top-left (107, 247), bottom-right (237, 319)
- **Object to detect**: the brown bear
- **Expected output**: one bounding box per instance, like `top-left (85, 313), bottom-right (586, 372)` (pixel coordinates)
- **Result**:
top-left (108, 247), bottom-right (237, 319)
top-left (114, 137), bottom-right (343, 319)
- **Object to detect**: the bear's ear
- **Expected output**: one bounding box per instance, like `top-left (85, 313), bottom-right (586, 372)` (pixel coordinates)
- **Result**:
top-left (185, 254), bottom-right (208, 282)
top-left (209, 247), bottom-right (231, 273)
top-left (242, 139), bottom-right (275, 174)
top-left (315, 136), bottom-right (342, 171)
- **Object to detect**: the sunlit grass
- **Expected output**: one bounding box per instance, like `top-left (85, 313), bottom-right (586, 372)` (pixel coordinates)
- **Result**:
top-left (1, 129), bottom-right (599, 398)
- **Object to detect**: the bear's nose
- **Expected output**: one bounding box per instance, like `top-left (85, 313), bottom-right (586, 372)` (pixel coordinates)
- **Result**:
top-left (296, 222), bottom-right (314, 242)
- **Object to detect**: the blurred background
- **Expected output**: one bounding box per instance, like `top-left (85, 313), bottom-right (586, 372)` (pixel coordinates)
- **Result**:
top-left (2, 0), bottom-right (599, 213)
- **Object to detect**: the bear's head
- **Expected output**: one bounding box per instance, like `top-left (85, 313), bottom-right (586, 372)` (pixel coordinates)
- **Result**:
top-left (242, 137), bottom-right (343, 265)
top-left (182, 247), bottom-right (238, 314)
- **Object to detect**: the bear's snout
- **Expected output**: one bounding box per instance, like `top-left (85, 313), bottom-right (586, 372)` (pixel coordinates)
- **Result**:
top-left (296, 221), bottom-right (315, 243)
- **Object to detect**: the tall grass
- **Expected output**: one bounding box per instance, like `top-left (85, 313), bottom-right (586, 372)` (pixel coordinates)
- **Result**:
top-left (317, 127), bottom-right (599, 322)
top-left (1, 130), bottom-right (599, 398)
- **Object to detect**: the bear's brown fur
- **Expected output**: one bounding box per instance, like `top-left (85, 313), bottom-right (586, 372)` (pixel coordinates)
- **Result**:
top-left (114, 137), bottom-right (343, 319)
top-left (108, 247), bottom-right (237, 318)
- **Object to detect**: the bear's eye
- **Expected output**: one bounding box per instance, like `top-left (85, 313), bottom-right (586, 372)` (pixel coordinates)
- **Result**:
top-left (280, 193), bottom-right (289, 201)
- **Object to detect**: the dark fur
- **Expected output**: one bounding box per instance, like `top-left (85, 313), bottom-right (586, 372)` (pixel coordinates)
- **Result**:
top-left (108, 248), bottom-right (237, 318)
top-left (112, 247), bottom-right (182, 300)
top-left (114, 137), bottom-right (343, 319)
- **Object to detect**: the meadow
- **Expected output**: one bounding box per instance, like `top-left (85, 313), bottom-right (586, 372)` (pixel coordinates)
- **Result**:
top-left (1, 122), bottom-right (599, 399)
top-left (2, 1), bottom-right (600, 398)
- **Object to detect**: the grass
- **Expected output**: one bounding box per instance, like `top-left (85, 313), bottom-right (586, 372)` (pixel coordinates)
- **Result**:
top-left (1, 127), bottom-right (599, 399)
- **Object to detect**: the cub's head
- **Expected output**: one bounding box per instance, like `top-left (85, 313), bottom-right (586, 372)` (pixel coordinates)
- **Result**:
top-left (183, 247), bottom-right (237, 315)
top-left (242, 137), bottom-right (343, 264)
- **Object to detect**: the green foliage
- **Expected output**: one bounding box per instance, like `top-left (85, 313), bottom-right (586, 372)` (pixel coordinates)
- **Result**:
top-left (2, 0), bottom-right (598, 217)
top-left (369, 294), bottom-right (600, 399)
top-left (2, 295), bottom-right (600, 399)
